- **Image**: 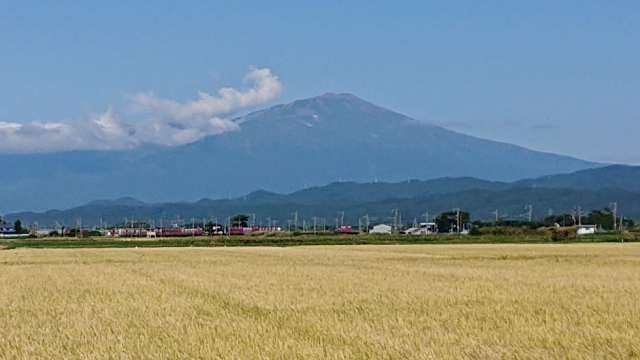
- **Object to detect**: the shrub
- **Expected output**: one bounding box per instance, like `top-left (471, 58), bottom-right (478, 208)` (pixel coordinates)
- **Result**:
top-left (551, 228), bottom-right (576, 242)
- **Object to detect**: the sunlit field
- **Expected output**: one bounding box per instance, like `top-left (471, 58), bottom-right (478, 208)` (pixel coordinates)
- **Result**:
top-left (1, 244), bottom-right (639, 359)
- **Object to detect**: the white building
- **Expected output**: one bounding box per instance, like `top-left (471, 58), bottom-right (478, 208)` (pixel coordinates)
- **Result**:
top-left (576, 225), bottom-right (597, 235)
top-left (370, 224), bottom-right (392, 234)
top-left (404, 222), bottom-right (438, 235)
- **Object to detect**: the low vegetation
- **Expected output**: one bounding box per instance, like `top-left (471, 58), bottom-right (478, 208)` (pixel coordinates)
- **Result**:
top-left (1, 232), bottom-right (637, 250)
top-left (1, 244), bottom-right (639, 358)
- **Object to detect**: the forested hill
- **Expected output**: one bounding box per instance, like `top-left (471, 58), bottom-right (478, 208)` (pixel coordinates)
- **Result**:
top-left (196, 177), bottom-right (509, 206)
top-left (512, 165), bottom-right (640, 192)
top-left (5, 165), bottom-right (640, 227)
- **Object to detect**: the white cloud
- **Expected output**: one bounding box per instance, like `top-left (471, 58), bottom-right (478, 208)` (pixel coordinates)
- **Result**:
top-left (134, 116), bottom-right (240, 147)
top-left (131, 67), bottom-right (282, 119)
top-left (0, 107), bottom-right (138, 153)
top-left (0, 67), bottom-right (281, 154)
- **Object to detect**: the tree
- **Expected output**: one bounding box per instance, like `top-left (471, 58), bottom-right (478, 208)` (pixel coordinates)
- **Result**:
top-left (230, 214), bottom-right (249, 227)
top-left (205, 221), bottom-right (214, 233)
top-left (583, 208), bottom-right (614, 230)
top-left (204, 221), bottom-right (223, 235)
top-left (14, 219), bottom-right (23, 233)
top-left (435, 210), bottom-right (470, 233)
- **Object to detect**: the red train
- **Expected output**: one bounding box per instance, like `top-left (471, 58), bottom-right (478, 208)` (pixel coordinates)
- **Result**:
top-left (112, 228), bottom-right (204, 237)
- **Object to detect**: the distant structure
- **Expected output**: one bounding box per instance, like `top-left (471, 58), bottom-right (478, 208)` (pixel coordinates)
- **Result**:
top-left (370, 224), bottom-right (392, 234)
top-left (403, 222), bottom-right (438, 235)
top-left (576, 225), bottom-right (597, 235)
top-left (0, 223), bottom-right (29, 238)
top-left (0, 223), bottom-right (16, 236)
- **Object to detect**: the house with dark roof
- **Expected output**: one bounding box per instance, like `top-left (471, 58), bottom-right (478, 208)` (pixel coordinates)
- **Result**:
top-left (0, 223), bottom-right (16, 235)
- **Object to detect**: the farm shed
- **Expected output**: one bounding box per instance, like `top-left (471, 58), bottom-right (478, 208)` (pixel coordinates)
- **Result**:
top-left (370, 224), bottom-right (392, 234)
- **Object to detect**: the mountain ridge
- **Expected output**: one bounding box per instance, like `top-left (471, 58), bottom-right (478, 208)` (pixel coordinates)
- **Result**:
top-left (0, 92), bottom-right (599, 213)
top-left (6, 164), bottom-right (640, 226)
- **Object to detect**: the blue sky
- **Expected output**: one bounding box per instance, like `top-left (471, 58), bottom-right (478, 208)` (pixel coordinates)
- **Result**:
top-left (1, 1), bottom-right (639, 162)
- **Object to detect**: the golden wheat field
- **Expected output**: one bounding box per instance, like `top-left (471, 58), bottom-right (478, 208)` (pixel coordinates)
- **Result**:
top-left (0, 244), bottom-right (639, 359)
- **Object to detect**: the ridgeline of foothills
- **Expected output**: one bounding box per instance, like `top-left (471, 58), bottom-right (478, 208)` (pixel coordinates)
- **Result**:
top-left (2, 165), bottom-right (640, 237)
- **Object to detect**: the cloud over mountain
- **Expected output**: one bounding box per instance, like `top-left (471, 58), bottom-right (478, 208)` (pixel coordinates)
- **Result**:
top-left (0, 68), bottom-right (281, 154)
top-left (131, 67), bottom-right (282, 119)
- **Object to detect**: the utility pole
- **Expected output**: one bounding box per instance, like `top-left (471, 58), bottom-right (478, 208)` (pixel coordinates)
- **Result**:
top-left (338, 211), bottom-right (345, 228)
top-left (619, 215), bottom-right (623, 232)
top-left (359, 215), bottom-right (369, 233)
top-left (578, 206), bottom-right (582, 226)
top-left (525, 204), bottom-right (533, 222)
top-left (391, 208), bottom-right (398, 231)
top-left (313, 216), bottom-right (317, 235)
top-left (610, 202), bottom-right (617, 231)
top-left (76, 217), bottom-right (81, 239)
top-left (293, 212), bottom-right (298, 231)
top-left (453, 208), bottom-right (460, 234)
top-left (424, 211), bottom-right (429, 225)
top-left (572, 206), bottom-right (582, 226)
top-left (492, 209), bottom-right (499, 223)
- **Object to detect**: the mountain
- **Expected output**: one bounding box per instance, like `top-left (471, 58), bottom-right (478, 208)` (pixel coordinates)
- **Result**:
top-left (7, 186), bottom-right (640, 228)
top-left (513, 165), bottom-right (640, 192)
top-left (0, 93), bottom-right (599, 213)
top-left (87, 197), bottom-right (150, 207)
top-left (195, 177), bottom-right (509, 207)
top-left (8, 165), bottom-right (640, 227)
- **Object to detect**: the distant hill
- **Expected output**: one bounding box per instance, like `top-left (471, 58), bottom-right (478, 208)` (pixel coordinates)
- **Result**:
top-left (7, 187), bottom-right (640, 228)
top-left (7, 166), bottom-right (640, 227)
top-left (513, 165), bottom-right (640, 192)
top-left (196, 177), bottom-right (509, 207)
top-left (0, 92), bottom-right (598, 213)
top-left (87, 197), bottom-right (150, 207)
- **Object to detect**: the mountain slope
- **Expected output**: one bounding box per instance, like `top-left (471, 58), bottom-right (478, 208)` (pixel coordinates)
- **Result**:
top-left (195, 177), bottom-right (509, 207)
top-left (121, 92), bottom-right (597, 205)
top-left (7, 186), bottom-right (640, 228)
top-left (513, 165), bottom-right (640, 192)
top-left (0, 93), bottom-right (598, 213)
top-left (7, 165), bottom-right (640, 226)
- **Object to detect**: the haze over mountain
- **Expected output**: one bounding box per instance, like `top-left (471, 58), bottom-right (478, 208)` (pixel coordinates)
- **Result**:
top-left (0, 93), bottom-right (599, 213)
